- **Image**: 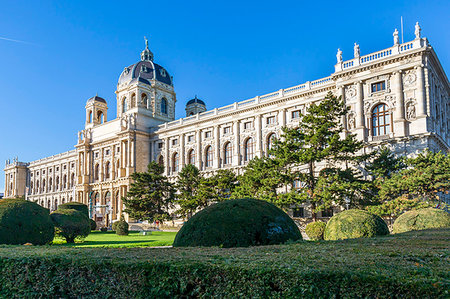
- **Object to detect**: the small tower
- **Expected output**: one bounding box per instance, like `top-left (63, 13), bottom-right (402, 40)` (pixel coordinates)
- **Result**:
top-left (185, 96), bottom-right (206, 116)
top-left (85, 95), bottom-right (108, 128)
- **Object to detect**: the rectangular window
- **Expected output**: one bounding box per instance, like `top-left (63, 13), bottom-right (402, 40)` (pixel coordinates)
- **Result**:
top-left (172, 139), bottom-right (178, 146)
top-left (293, 207), bottom-right (304, 218)
top-left (105, 149), bottom-right (110, 156)
top-left (266, 116), bottom-right (275, 125)
top-left (43, 170), bottom-right (45, 175)
top-left (158, 143), bottom-right (163, 149)
top-left (187, 135), bottom-right (194, 142)
top-left (321, 209), bottom-right (334, 217)
top-left (244, 122), bottom-right (253, 130)
top-left (371, 81), bottom-right (386, 93)
top-left (63, 165), bottom-right (67, 170)
top-left (291, 110), bottom-right (301, 119)
top-left (293, 180), bottom-right (302, 189)
top-left (205, 131), bottom-right (212, 139)
top-left (223, 126), bottom-right (231, 134)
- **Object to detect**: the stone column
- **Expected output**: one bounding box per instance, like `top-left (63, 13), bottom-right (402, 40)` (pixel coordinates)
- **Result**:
top-left (214, 126), bottom-right (220, 168)
top-left (164, 138), bottom-right (170, 176)
top-left (416, 65), bottom-right (427, 117)
top-left (356, 81), bottom-right (366, 139)
top-left (279, 109), bottom-right (286, 127)
top-left (233, 121), bottom-right (240, 166)
top-left (180, 134), bottom-right (185, 169)
top-left (339, 86), bottom-right (347, 138)
top-left (255, 115), bottom-right (262, 158)
top-left (196, 130), bottom-right (202, 170)
top-left (393, 71), bottom-right (406, 136)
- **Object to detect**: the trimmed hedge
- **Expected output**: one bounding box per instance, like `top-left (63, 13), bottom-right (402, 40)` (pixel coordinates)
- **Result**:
top-left (50, 209), bottom-right (91, 243)
top-left (90, 219), bottom-right (97, 231)
top-left (393, 208), bottom-right (450, 234)
top-left (58, 202), bottom-right (89, 218)
top-left (324, 209), bottom-right (389, 240)
top-left (112, 217), bottom-right (129, 236)
top-left (173, 198), bottom-right (302, 247)
top-left (305, 221), bottom-right (326, 240)
top-left (0, 229), bottom-right (448, 298)
top-left (0, 198), bottom-right (54, 245)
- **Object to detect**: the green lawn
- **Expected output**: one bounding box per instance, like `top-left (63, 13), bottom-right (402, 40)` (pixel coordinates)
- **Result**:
top-left (53, 230), bottom-right (176, 247)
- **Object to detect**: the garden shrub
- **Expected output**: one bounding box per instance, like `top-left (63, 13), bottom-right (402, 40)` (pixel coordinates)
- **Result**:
top-left (100, 227), bottom-right (108, 232)
top-left (305, 221), bottom-right (326, 240)
top-left (173, 198), bottom-right (302, 247)
top-left (89, 219), bottom-right (97, 231)
top-left (392, 207), bottom-right (450, 234)
top-left (324, 209), bottom-right (389, 240)
top-left (50, 209), bottom-right (90, 243)
top-left (0, 198), bottom-right (54, 245)
top-left (112, 215), bottom-right (129, 235)
top-left (58, 202), bottom-right (89, 218)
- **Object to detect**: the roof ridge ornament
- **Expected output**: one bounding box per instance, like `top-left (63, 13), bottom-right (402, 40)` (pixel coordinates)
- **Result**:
top-left (141, 36), bottom-right (154, 62)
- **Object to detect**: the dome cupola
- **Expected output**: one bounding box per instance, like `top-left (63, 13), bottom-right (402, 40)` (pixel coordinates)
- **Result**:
top-left (185, 95), bottom-right (206, 116)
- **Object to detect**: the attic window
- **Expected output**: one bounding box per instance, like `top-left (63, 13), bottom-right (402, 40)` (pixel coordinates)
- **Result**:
top-left (160, 69), bottom-right (166, 77)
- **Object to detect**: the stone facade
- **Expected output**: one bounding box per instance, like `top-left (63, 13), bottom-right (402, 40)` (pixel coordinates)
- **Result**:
top-left (4, 25), bottom-right (449, 223)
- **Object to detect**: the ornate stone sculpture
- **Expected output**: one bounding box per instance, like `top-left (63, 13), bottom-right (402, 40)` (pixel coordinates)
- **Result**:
top-left (406, 101), bottom-right (416, 120)
top-left (393, 29), bottom-right (399, 45)
top-left (345, 86), bottom-right (356, 99)
top-left (336, 48), bottom-right (343, 63)
top-left (348, 113), bottom-right (356, 129)
top-left (415, 22), bottom-right (421, 39)
top-left (354, 43), bottom-right (360, 58)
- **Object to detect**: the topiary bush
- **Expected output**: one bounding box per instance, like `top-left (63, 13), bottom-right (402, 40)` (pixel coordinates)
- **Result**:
top-left (0, 198), bottom-right (54, 245)
top-left (89, 219), bottom-right (97, 231)
top-left (50, 209), bottom-right (90, 243)
top-left (173, 198), bottom-right (302, 247)
top-left (58, 202), bottom-right (89, 218)
top-left (392, 208), bottom-right (450, 234)
top-left (324, 209), bottom-right (389, 241)
top-left (112, 215), bottom-right (129, 236)
top-left (305, 221), bottom-right (326, 240)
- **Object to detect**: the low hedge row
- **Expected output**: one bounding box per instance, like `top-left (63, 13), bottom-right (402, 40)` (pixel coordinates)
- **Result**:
top-left (0, 229), bottom-right (448, 298)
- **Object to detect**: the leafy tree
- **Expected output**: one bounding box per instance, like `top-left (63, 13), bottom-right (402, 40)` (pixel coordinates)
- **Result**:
top-left (206, 169), bottom-right (238, 202)
top-left (365, 147), bottom-right (405, 180)
top-left (379, 150), bottom-right (450, 202)
top-left (175, 164), bottom-right (203, 218)
top-left (366, 195), bottom-right (434, 218)
top-left (123, 162), bottom-right (175, 222)
top-left (270, 92), bottom-right (369, 220)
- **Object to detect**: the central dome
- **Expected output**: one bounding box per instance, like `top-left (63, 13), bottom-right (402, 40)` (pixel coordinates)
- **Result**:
top-left (118, 39), bottom-right (172, 87)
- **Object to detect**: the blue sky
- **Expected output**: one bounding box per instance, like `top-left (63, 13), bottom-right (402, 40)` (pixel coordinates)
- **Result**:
top-left (0, 0), bottom-right (449, 192)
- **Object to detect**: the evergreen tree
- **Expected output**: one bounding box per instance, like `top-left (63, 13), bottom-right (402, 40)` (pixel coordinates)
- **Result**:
top-left (175, 164), bottom-right (203, 218)
top-left (123, 162), bottom-right (175, 222)
top-left (208, 169), bottom-right (238, 202)
top-left (271, 92), bottom-right (369, 220)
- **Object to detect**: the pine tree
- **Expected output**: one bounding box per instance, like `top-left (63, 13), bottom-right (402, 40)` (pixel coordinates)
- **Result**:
top-left (123, 162), bottom-right (175, 222)
top-left (208, 169), bottom-right (238, 202)
top-left (175, 164), bottom-right (203, 218)
top-left (271, 92), bottom-right (369, 220)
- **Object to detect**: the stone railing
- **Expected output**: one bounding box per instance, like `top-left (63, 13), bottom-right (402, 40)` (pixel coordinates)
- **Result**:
top-left (158, 75), bottom-right (334, 131)
top-left (335, 38), bottom-right (426, 72)
top-left (29, 149), bottom-right (77, 166)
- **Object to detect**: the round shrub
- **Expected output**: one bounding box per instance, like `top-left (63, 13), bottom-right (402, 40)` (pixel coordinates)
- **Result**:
top-left (100, 227), bottom-right (108, 232)
top-left (305, 221), bottom-right (326, 240)
top-left (392, 208), bottom-right (450, 234)
top-left (58, 202), bottom-right (89, 218)
top-left (0, 198), bottom-right (54, 245)
top-left (324, 209), bottom-right (389, 241)
top-left (112, 219), bottom-right (129, 236)
top-left (50, 209), bottom-right (90, 243)
top-left (90, 219), bottom-right (97, 231)
top-left (173, 198), bottom-right (302, 248)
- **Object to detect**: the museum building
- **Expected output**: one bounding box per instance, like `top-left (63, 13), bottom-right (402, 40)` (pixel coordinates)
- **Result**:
top-left (4, 24), bottom-right (449, 223)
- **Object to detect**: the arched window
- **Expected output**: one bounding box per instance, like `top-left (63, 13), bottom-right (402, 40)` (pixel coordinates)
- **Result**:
top-left (30, 181), bottom-right (33, 194)
top-left (244, 138), bottom-right (254, 162)
top-left (47, 200), bottom-right (51, 209)
top-left (94, 192), bottom-right (100, 206)
top-left (71, 173), bottom-right (75, 187)
top-left (267, 133), bottom-right (276, 155)
top-left (36, 181), bottom-right (39, 194)
top-left (114, 191), bottom-right (120, 215)
top-left (42, 179), bottom-right (46, 193)
top-left (372, 103), bottom-right (391, 136)
top-left (131, 93), bottom-right (136, 108)
top-left (224, 142), bottom-right (232, 165)
top-left (49, 178), bottom-right (53, 192)
top-left (63, 175), bottom-right (67, 189)
top-left (55, 176), bottom-right (59, 191)
top-left (172, 153), bottom-right (179, 173)
top-left (97, 111), bottom-right (104, 124)
top-left (142, 93), bottom-right (148, 108)
top-left (122, 98), bottom-right (127, 113)
top-left (205, 146), bottom-right (213, 168)
top-left (161, 98), bottom-right (167, 114)
top-left (95, 164), bottom-right (100, 181)
top-left (105, 162), bottom-right (110, 179)
top-left (158, 155), bottom-right (164, 167)
top-left (187, 150), bottom-right (195, 165)
top-left (89, 111), bottom-right (93, 123)
top-left (116, 160), bottom-right (120, 178)
top-left (105, 191), bottom-right (111, 205)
